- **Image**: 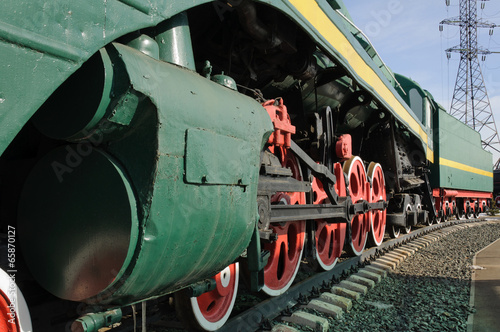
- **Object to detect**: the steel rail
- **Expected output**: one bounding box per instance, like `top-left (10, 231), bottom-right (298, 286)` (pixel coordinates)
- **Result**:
top-left (219, 218), bottom-right (479, 332)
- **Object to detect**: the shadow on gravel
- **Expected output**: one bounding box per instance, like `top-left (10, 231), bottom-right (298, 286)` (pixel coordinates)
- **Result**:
top-left (326, 273), bottom-right (471, 332)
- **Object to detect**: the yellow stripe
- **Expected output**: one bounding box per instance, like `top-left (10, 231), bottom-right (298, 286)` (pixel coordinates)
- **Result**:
top-left (427, 147), bottom-right (434, 163)
top-left (287, 0), bottom-right (430, 155)
top-left (440, 157), bottom-right (493, 178)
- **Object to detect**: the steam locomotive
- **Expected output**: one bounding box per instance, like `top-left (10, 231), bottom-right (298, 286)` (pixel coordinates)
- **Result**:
top-left (0, 0), bottom-right (492, 330)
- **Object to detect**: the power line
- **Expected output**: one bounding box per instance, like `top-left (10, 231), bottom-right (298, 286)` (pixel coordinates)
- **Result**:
top-left (440, 0), bottom-right (500, 167)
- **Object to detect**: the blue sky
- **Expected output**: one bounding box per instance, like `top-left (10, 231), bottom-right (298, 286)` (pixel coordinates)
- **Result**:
top-left (343, 1), bottom-right (500, 163)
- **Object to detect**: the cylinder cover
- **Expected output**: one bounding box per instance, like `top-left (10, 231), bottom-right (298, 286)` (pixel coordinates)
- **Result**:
top-left (18, 146), bottom-right (138, 301)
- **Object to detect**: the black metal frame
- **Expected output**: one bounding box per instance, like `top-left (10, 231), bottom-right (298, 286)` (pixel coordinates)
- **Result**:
top-left (263, 141), bottom-right (388, 226)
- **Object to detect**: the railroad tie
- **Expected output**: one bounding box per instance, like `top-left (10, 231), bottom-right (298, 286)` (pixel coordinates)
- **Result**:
top-left (413, 239), bottom-right (431, 247)
top-left (405, 243), bottom-right (425, 251)
top-left (363, 265), bottom-right (389, 277)
top-left (271, 324), bottom-right (300, 332)
top-left (278, 223), bottom-right (487, 332)
top-left (347, 275), bottom-right (376, 289)
top-left (419, 235), bottom-right (437, 242)
top-left (318, 292), bottom-right (353, 311)
top-left (383, 252), bottom-right (406, 263)
top-left (399, 245), bottom-right (420, 253)
top-left (356, 269), bottom-right (383, 283)
top-left (337, 280), bottom-right (368, 295)
top-left (282, 311), bottom-right (329, 332)
top-left (330, 286), bottom-right (362, 301)
top-left (305, 299), bottom-right (344, 319)
top-left (371, 257), bottom-right (398, 269)
top-left (394, 248), bottom-right (415, 256)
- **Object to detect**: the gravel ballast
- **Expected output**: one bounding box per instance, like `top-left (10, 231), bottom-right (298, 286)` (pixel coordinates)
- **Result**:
top-left (322, 220), bottom-right (500, 332)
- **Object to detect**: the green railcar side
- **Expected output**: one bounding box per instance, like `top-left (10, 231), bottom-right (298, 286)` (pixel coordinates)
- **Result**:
top-left (430, 106), bottom-right (493, 192)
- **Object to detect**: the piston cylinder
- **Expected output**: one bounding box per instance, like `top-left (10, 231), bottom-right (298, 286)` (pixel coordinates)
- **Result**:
top-left (19, 44), bottom-right (273, 305)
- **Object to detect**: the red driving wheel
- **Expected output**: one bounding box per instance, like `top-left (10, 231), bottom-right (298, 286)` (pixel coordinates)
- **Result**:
top-left (262, 147), bottom-right (306, 296)
top-left (0, 291), bottom-right (19, 332)
top-left (0, 269), bottom-right (31, 332)
top-left (313, 163), bottom-right (347, 270)
top-left (367, 162), bottom-right (386, 247)
top-left (175, 263), bottom-right (239, 331)
top-left (343, 156), bottom-right (370, 256)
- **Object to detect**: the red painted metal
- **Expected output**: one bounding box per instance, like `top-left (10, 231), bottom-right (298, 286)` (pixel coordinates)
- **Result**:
top-left (434, 196), bottom-right (442, 215)
top-left (335, 134), bottom-right (352, 161)
top-left (195, 264), bottom-right (238, 324)
top-left (344, 157), bottom-right (369, 255)
top-left (263, 99), bottom-right (296, 148)
top-left (453, 190), bottom-right (492, 199)
top-left (368, 163), bottom-right (386, 246)
top-left (313, 163), bottom-right (347, 270)
top-left (263, 220), bottom-right (304, 292)
top-left (443, 190), bottom-right (458, 197)
top-left (0, 290), bottom-right (19, 332)
top-left (262, 148), bottom-right (305, 295)
top-left (433, 189), bottom-right (492, 199)
top-left (433, 188), bottom-right (492, 216)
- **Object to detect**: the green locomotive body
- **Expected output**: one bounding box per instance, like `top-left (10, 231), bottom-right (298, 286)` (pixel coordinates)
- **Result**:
top-left (0, 0), bottom-right (493, 330)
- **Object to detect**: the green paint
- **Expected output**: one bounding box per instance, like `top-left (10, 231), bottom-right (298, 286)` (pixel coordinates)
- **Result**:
top-left (19, 44), bottom-right (273, 305)
top-left (73, 309), bottom-right (123, 332)
top-left (0, 0), bottom-right (214, 156)
top-left (6, 0), bottom-right (494, 311)
top-left (185, 128), bottom-right (253, 185)
top-left (155, 12), bottom-right (196, 70)
top-left (1, 0), bottom-right (427, 156)
top-left (430, 108), bottom-right (493, 192)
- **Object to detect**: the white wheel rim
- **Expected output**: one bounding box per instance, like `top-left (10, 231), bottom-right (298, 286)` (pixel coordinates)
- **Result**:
top-left (219, 266), bottom-right (231, 288)
top-left (343, 156), bottom-right (369, 255)
top-left (367, 162), bottom-right (386, 246)
top-left (0, 268), bottom-right (32, 332)
top-left (343, 156), bottom-right (366, 200)
top-left (403, 204), bottom-right (412, 233)
top-left (262, 246), bottom-right (304, 296)
top-left (391, 225), bottom-right (400, 238)
top-left (317, 256), bottom-right (338, 271)
top-left (190, 263), bottom-right (239, 331)
top-left (315, 221), bottom-right (340, 270)
top-left (263, 151), bottom-right (305, 296)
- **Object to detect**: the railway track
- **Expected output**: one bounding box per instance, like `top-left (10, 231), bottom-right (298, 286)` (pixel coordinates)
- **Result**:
top-left (220, 219), bottom-right (484, 332)
top-left (103, 218), bottom-right (487, 332)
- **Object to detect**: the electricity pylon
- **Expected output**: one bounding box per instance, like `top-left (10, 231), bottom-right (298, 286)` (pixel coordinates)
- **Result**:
top-left (440, 0), bottom-right (500, 160)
